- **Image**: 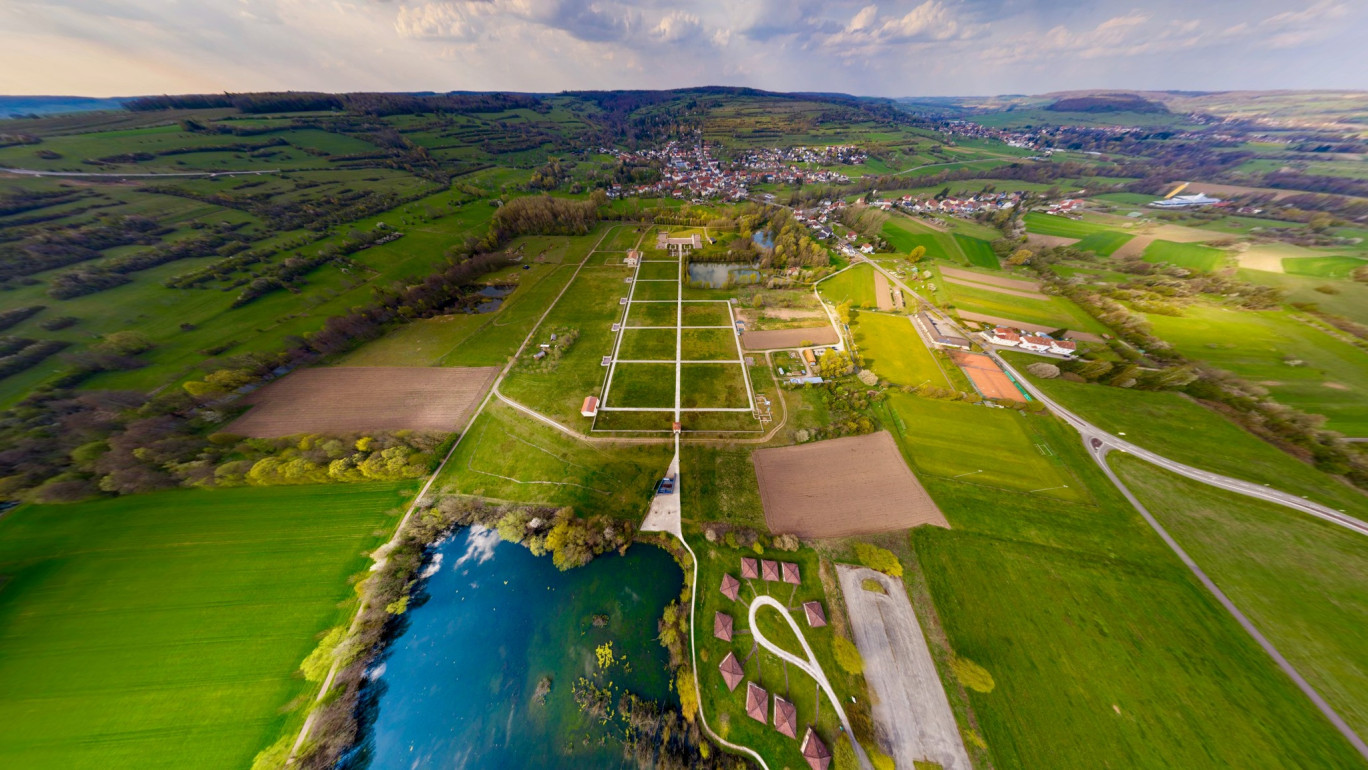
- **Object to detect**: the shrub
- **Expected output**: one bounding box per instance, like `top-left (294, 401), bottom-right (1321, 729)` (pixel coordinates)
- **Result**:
top-left (951, 655), bottom-right (996, 693)
top-left (1026, 362), bottom-right (1060, 379)
top-left (853, 542), bottom-right (903, 577)
top-left (857, 368), bottom-right (878, 386)
top-left (861, 578), bottom-right (886, 594)
top-left (833, 635), bottom-right (864, 675)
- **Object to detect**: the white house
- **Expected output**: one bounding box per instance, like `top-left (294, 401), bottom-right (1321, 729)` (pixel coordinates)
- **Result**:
top-left (1049, 339), bottom-right (1078, 357)
top-left (1018, 335), bottom-right (1054, 353)
top-left (988, 327), bottom-right (1021, 346)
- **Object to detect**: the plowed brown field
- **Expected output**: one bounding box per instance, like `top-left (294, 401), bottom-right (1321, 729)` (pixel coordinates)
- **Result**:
top-left (229, 366), bottom-right (498, 437)
top-left (741, 326), bottom-right (839, 350)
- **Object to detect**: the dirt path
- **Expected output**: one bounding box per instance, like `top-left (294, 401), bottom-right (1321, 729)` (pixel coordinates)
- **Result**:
top-left (836, 565), bottom-right (971, 770)
top-left (873, 271), bottom-right (895, 310)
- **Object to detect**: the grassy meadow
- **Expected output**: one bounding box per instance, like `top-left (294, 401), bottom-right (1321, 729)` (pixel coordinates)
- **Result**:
top-left (0, 483), bottom-right (414, 769)
top-left (1142, 239), bottom-right (1227, 272)
top-left (850, 312), bottom-right (949, 388)
top-left (818, 263), bottom-right (878, 307)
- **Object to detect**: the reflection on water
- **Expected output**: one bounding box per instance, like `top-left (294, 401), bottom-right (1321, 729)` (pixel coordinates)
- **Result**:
top-left (688, 262), bottom-right (761, 288)
top-left (341, 527), bottom-right (683, 770)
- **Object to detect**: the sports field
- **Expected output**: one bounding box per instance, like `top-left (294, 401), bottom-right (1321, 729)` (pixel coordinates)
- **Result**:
top-left (1147, 305), bottom-right (1368, 435)
top-left (1113, 455), bottom-right (1368, 739)
top-left (950, 351), bottom-right (1028, 402)
top-left (882, 393), bottom-right (1081, 501)
top-left (0, 483), bottom-right (413, 769)
top-left (818, 263), bottom-right (878, 307)
top-left (851, 312), bottom-right (948, 387)
top-left (752, 431), bottom-right (947, 537)
top-left (1142, 239), bottom-right (1226, 272)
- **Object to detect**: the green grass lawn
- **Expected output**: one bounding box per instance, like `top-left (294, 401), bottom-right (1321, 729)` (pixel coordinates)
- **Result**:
top-left (1072, 231), bottom-right (1134, 256)
top-left (1147, 305), bottom-right (1368, 435)
top-left (882, 217), bottom-right (965, 263)
top-left (881, 393), bottom-right (1084, 502)
top-left (681, 364), bottom-right (750, 409)
top-left (681, 328), bottom-right (739, 361)
top-left (1023, 212), bottom-right (1106, 239)
top-left (954, 234), bottom-right (1000, 269)
top-left (0, 483), bottom-right (415, 769)
top-left (618, 328), bottom-right (678, 361)
top-left (818, 263), bottom-right (878, 308)
top-left (607, 363), bottom-right (676, 409)
top-left (1113, 455), bottom-right (1368, 740)
top-left (942, 278), bottom-right (1108, 335)
top-left (631, 279), bottom-right (682, 302)
top-left (1282, 256), bottom-right (1368, 279)
top-left (1237, 268), bottom-right (1368, 328)
top-left (850, 312), bottom-right (949, 388)
top-left (681, 445), bottom-right (764, 527)
top-left (436, 401), bottom-right (670, 520)
top-left (682, 302), bottom-right (734, 327)
top-left (1142, 239), bottom-right (1226, 272)
top-left (627, 301), bottom-right (681, 327)
top-left (636, 261), bottom-right (681, 280)
top-left (1003, 352), bottom-right (1368, 521)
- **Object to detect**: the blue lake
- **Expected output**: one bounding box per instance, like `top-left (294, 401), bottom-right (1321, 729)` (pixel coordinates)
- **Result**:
top-left (688, 262), bottom-right (761, 288)
top-left (343, 527), bottom-right (683, 769)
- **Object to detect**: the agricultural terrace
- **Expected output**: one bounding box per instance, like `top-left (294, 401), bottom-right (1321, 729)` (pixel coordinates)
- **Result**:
top-left (593, 229), bottom-right (759, 433)
top-left (850, 312), bottom-right (949, 388)
top-left (1113, 456), bottom-right (1368, 740)
top-left (0, 483), bottom-right (413, 768)
top-left (688, 527), bottom-right (875, 769)
top-left (752, 431), bottom-right (947, 537)
top-left (1004, 353), bottom-right (1368, 520)
top-left (229, 366), bottom-right (498, 436)
top-left (1146, 305), bottom-right (1368, 435)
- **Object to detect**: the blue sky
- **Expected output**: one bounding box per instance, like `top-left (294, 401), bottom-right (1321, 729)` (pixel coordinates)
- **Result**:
top-left (1, 0), bottom-right (1363, 97)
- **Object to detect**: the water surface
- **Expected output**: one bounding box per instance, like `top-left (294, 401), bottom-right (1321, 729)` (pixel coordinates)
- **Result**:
top-left (688, 261), bottom-right (761, 288)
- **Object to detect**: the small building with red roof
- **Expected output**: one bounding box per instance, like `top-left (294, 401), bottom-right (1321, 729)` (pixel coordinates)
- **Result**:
top-left (803, 601), bottom-right (827, 628)
top-left (718, 652), bottom-right (744, 691)
top-left (741, 557), bottom-right (760, 580)
top-left (720, 573), bottom-right (741, 601)
top-left (714, 611), bottom-right (734, 641)
top-left (746, 682), bottom-right (768, 723)
top-left (801, 727), bottom-right (832, 770)
top-left (773, 695), bottom-right (798, 738)
top-left (781, 562), bottom-right (800, 584)
top-left (761, 559), bottom-right (780, 582)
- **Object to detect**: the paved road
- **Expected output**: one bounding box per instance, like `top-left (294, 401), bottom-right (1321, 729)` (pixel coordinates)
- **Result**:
top-left (836, 566), bottom-right (970, 770)
top-left (748, 595), bottom-right (873, 770)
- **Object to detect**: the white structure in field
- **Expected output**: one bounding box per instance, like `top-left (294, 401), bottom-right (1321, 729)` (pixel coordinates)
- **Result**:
top-left (1150, 193), bottom-right (1221, 209)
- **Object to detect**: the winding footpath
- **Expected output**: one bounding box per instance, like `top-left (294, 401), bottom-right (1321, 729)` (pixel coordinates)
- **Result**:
top-left (862, 257), bottom-right (1368, 761)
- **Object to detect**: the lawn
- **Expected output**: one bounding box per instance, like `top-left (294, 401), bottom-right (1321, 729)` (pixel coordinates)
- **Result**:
top-left (607, 363), bottom-right (676, 409)
top-left (682, 302), bottom-right (734, 327)
top-left (942, 279), bottom-right (1108, 334)
top-left (1072, 231), bottom-right (1134, 256)
top-left (1002, 352), bottom-right (1368, 521)
top-left (438, 263), bottom-right (581, 367)
top-left (680, 445), bottom-right (765, 527)
top-left (618, 328), bottom-right (678, 361)
top-left (436, 401), bottom-right (670, 520)
top-left (954, 235), bottom-right (1000, 269)
top-left (1147, 305), bottom-right (1368, 435)
top-left (881, 217), bottom-right (964, 262)
top-left (881, 393), bottom-right (1084, 502)
top-left (1142, 239), bottom-right (1226, 272)
top-left (1023, 212), bottom-right (1107, 239)
top-left (818, 263), bottom-right (878, 307)
top-left (681, 364), bottom-right (750, 409)
top-left (630, 279), bottom-right (682, 302)
top-left (850, 312), bottom-right (949, 388)
top-left (627, 301), bottom-right (682, 327)
top-left (1282, 256), bottom-right (1368, 279)
top-left (681, 328), bottom-right (740, 361)
top-left (1113, 455), bottom-right (1368, 740)
top-left (0, 483), bottom-right (415, 769)
top-left (636, 261), bottom-right (681, 280)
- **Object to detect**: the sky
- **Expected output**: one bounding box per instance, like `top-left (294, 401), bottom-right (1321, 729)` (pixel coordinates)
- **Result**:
top-left (1, 0), bottom-right (1365, 97)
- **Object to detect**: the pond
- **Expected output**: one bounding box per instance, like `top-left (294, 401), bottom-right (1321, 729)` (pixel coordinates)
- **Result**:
top-left (467, 285), bottom-right (513, 314)
top-left (688, 261), bottom-right (762, 289)
top-left (343, 527), bottom-right (684, 770)
top-left (752, 230), bottom-right (774, 250)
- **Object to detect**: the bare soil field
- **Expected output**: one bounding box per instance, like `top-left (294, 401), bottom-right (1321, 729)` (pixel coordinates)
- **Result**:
top-left (741, 327), bottom-right (839, 350)
top-left (1237, 246), bottom-right (1288, 273)
top-left (1026, 234), bottom-right (1079, 250)
top-left (951, 351), bottom-right (1027, 402)
top-left (939, 266), bottom-right (1040, 293)
top-left (752, 431), bottom-right (947, 537)
top-left (229, 366), bottom-right (498, 437)
top-left (873, 271), bottom-right (895, 311)
top-left (1111, 234), bottom-right (1155, 259)
top-left (956, 312), bottom-right (1105, 343)
top-left (942, 276), bottom-right (1046, 300)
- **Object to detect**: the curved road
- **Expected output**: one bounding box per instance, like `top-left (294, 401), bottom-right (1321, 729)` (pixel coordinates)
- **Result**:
top-left (749, 595), bottom-right (873, 770)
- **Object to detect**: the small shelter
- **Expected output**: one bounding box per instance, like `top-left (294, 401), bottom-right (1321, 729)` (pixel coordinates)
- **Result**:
top-left (801, 727), bottom-right (832, 770)
top-left (718, 652), bottom-right (745, 691)
top-left (803, 601), bottom-right (827, 628)
top-left (740, 557), bottom-right (759, 580)
top-left (761, 559), bottom-right (780, 582)
top-left (781, 562), bottom-right (800, 585)
top-left (720, 573), bottom-right (741, 601)
top-left (773, 696), bottom-right (798, 738)
top-left (746, 682), bottom-right (768, 723)
top-left (581, 396), bottom-right (599, 417)
top-left (714, 611), bottom-right (734, 641)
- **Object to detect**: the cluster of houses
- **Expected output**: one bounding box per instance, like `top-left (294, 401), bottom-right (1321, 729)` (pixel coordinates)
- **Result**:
top-left (603, 142), bottom-right (751, 201)
top-left (983, 326), bottom-right (1078, 356)
top-left (732, 145), bottom-right (862, 186)
top-left (1045, 198), bottom-right (1086, 216)
top-left (715, 558), bottom-right (833, 769)
top-left (882, 191), bottom-right (1024, 218)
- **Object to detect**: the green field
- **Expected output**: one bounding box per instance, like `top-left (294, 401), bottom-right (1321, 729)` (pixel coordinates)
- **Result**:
top-left (617, 327), bottom-right (678, 361)
top-left (881, 217), bottom-right (964, 263)
top-left (437, 401), bottom-right (670, 519)
top-left (818, 263), bottom-right (878, 307)
top-left (882, 393), bottom-right (1083, 502)
top-left (0, 483), bottom-right (414, 769)
top-left (607, 363), bottom-right (676, 409)
top-left (954, 234), bottom-right (1000, 268)
top-left (850, 312), bottom-right (949, 388)
top-left (681, 364), bottom-right (750, 409)
top-left (680, 445), bottom-right (764, 527)
top-left (942, 277), bottom-right (1108, 335)
top-left (1003, 353), bottom-right (1368, 521)
top-left (1282, 256), bottom-right (1368, 279)
top-left (1238, 268), bottom-right (1368, 327)
top-left (1023, 212), bottom-right (1107, 239)
top-left (1113, 455), bottom-right (1368, 739)
top-left (1147, 305), bottom-right (1368, 435)
top-left (681, 328), bottom-right (739, 361)
top-left (1072, 230), bottom-right (1135, 256)
top-left (1142, 239), bottom-right (1227, 272)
